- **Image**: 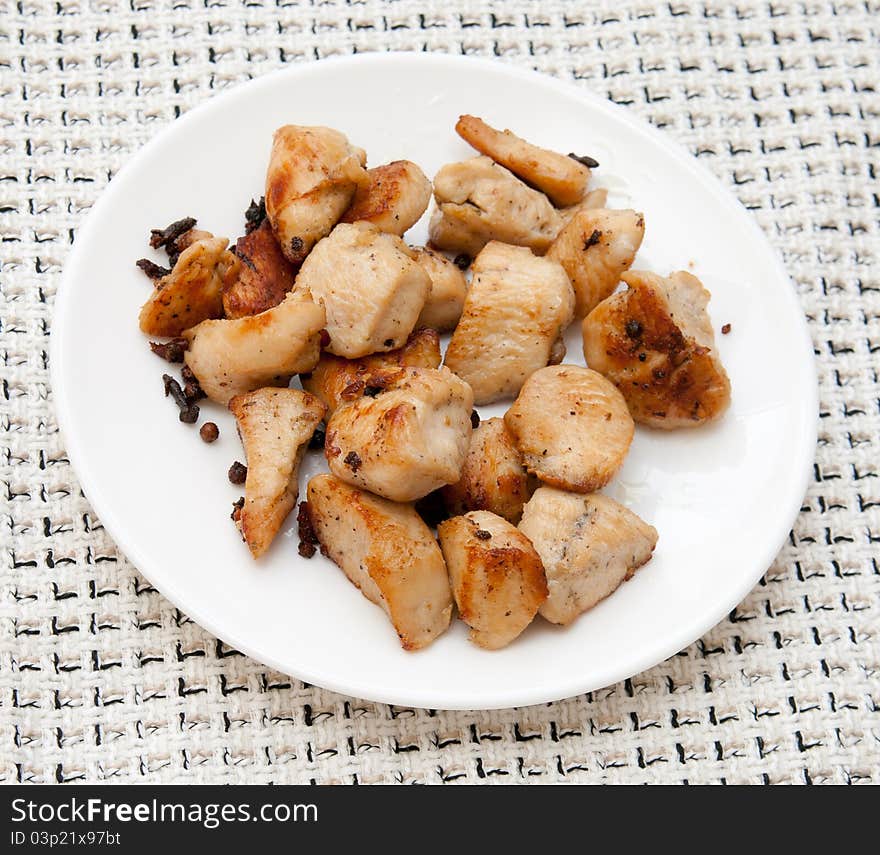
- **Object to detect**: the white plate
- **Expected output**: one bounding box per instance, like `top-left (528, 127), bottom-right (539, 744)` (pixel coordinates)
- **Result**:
top-left (52, 54), bottom-right (817, 710)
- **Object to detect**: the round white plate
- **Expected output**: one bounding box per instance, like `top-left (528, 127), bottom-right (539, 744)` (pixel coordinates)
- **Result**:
top-left (52, 53), bottom-right (817, 710)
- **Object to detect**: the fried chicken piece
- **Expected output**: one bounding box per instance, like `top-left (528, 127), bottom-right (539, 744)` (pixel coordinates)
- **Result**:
top-left (306, 473), bottom-right (453, 650)
top-left (429, 156), bottom-right (562, 257)
top-left (139, 235), bottom-right (236, 337)
top-left (183, 290), bottom-right (325, 405)
top-left (339, 160), bottom-right (432, 236)
top-left (441, 417), bottom-right (535, 524)
top-left (546, 208), bottom-right (645, 317)
top-left (265, 125), bottom-right (367, 265)
top-left (582, 270), bottom-right (731, 428)
top-left (228, 388), bottom-right (325, 558)
top-left (411, 247), bottom-right (468, 332)
top-left (504, 365), bottom-right (634, 493)
top-left (221, 219), bottom-right (297, 319)
top-left (443, 241), bottom-right (574, 405)
top-left (296, 222), bottom-right (431, 358)
top-left (301, 327), bottom-right (441, 417)
top-left (438, 511), bottom-right (547, 650)
top-left (519, 488), bottom-right (657, 625)
top-left (325, 366), bottom-right (474, 502)
top-left (455, 115), bottom-right (591, 207)
top-left (558, 187), bottom-right (608, 225)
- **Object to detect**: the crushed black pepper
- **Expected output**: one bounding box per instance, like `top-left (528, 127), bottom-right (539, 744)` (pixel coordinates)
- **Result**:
top-left (244, 197), bottom-right (267, 234)
top-left (474, 529), bottom-right (492, 540)
top-left (181, 364), bottom-right (205, 403)
top-left (638, 352), bottom-right (647, 362)
top-left (149, 217), bottom-right (196, 250)
top-left (296, 501), bottom-right (319, 558)
top-left (162, 374), bottom-right (199, 423)
top-left (568, 152), bottom-right (600, 168)
top-left (289, 236), bottom-right (304, 254)
top-left (149, 338), bottom-right (188, 362)
top-left (136, 258), bottom-right (171, 280)
top-left (344, 451), bottom-right (362, 472)
top-left (582, 229), bottom-right (602, 251)
top-left (231, 496), bottom-right (244, 522)
top-left (228, 461), bottom-right (248, 484)
top-left (721, 323), bottom-right (732, 335)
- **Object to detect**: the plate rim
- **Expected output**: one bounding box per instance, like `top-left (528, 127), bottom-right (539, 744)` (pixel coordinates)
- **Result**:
top-left (50, 52), bottom-right (819, 710)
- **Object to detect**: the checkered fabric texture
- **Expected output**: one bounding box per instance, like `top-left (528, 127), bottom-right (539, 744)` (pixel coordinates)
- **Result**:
top-left (1, 0), bottom-right (878, 785)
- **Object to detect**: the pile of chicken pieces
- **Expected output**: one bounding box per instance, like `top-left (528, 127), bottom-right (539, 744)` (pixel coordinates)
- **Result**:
top-left (137, 115), bottom-right (731, 652)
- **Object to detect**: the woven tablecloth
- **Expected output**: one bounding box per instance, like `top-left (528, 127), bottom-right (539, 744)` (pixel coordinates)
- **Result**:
top-left (2, 0), bottom-right (878, 785)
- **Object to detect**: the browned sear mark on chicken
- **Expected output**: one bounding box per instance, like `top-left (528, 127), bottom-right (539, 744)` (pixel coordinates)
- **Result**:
top-left (149, 338), bottom-right (188, 362)
top-left (149, 217), bottom-right (197, 250)
top-left (222, 219), bottom-right (297, 319)
top-left (296, 501), bottom-right (320, 558)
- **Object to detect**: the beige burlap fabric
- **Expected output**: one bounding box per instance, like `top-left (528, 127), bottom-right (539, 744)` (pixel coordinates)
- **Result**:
top-left (1, 0), bottom-right (878, 784)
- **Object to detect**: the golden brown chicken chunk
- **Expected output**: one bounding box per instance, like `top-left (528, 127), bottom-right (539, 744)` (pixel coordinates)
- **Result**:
top-left (455, 115), bottom-right (592, 207)
top-left (324, 366), bottom-right (474, 502)
top-left (546, 208), bottom-right (645, 317)
top-left (306, 474), bottom-right (453, 650)
top-left (339, 160), bottom-right (432, 236)
top-left (559, 187), bottom-right (608, 224)
top-left (183, 290), bottom-right (325, 405)
top-left (444, 241), bottom-right (574, 405)
top-left (441, 417), bottom-right (534, 524)
top-left (265, 125), bottom-right (367, 265)
top-left (429, 156), bottom-right (562, 257)
top-left (504, 365), bottom-right (634, 493)
top-left (519, 488), bottom-right (657, 625)
top-left (301, 327), bottom-right (441, 417)
top-left (296, 222), bottom-right (431, 358)
top-left (582, 270), bottom-right (731, 428)
top-left (438, 511), bottom-right (547, 650)
top-left (221, 219), bottom-right (297, 319)
top-left (139, 235), bottom-right (236, 337)
top-left (229, 388), bottom-right (325, 558)
top-left (411, 247), bottom-right (468, 332)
